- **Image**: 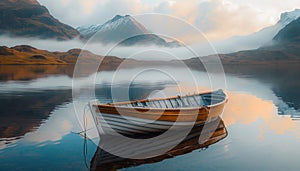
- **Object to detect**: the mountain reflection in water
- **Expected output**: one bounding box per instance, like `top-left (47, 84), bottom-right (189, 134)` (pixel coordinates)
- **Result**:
top-left (0, 90), bottom-right (72, 139)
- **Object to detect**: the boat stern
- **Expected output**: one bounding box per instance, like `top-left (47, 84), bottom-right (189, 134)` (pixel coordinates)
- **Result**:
top-left (88, 99), bottom-right (100, 127)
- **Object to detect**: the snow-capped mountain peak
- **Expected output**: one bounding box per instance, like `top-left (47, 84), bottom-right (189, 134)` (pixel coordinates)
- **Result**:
top-left (76, 24), bottom-right (102, 37)
top-left (278, 9), bottom-right (300, 25)
top-left (77, 14), bottom-right (149, 39)
top-left (99, 14), bottom-right (148, 33)
top-left (76, 14), bottom-right (181, 47)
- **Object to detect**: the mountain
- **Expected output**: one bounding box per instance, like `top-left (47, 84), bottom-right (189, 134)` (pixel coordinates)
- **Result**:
top-left (213, 9), bottom-right (300, 53)
top-left (260, 17), bottom-right (300, 57)
top-left (228, 17), bottom-right (300, 63)
top-left (278, 9), bottom-right (300, 25)
top-left (221, 15), bottom-right (300, 62)
top-left (184, 16), bottom-right (300, 72)
top-left (0, 0), bottom-right (80, 40)
top-left (185, 16), bottom-right (300, 67)
top-left (77, 15), bottom-right (148, 42)
top-left (0, 45), bottom-right (115, 65)
top-left (273, 17), bottom-right (300, 43)
top-left (77, 15), bottom-right (181, 47)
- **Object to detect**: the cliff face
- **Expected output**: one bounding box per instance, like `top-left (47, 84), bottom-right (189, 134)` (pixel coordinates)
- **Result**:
top-left (273, 17), bottom-right (300, 44)
top-left (0, 0), bottom-right (80, 40)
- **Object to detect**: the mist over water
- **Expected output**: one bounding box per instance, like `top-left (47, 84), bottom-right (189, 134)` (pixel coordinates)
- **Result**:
top-left (0, 33), bottom-right (272, 59)
top-left (0, 35), bottom-right (201, 60)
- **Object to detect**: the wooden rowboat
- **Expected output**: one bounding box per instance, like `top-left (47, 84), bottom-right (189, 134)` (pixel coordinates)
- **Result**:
top-left (89, 89), bottom-right (228, 135)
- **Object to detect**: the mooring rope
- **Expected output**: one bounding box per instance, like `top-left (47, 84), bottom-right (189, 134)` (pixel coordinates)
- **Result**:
top-left (71, 103), bottom-right (92, 170)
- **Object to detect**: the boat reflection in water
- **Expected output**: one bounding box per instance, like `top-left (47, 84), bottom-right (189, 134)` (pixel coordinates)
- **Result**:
top-left (90, 117), bottom-right (227, 171)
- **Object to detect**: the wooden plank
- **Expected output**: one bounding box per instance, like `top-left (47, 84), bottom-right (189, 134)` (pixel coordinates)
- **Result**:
top-left (168, 99), bottom-right (175, 108)
top-left (170, 99), bottom-right (177, 108)
top-left (175, 98), bottom-right (182, 107)
top-left (152, 101), bottom-right (159, 108)
top-left (163, 100), bottom-right (169, 108)
top-left (156, 101), bottom-right (163, 108)
top-left (192, 95), bottom-right (200, 106)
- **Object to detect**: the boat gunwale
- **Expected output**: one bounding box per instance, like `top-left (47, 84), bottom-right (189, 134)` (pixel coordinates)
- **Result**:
top-left (93, 90), bottom-right (228, 111)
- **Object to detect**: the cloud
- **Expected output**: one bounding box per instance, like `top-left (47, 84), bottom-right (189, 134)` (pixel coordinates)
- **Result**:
top-left (37, 0), bottom-right (300, 41)
top-left (196, 0), bottom-right (271, 39)
top-left (0, 35), bottom-right (219, 59)
top-left (22, 103), bottom-right (79, 143)
top-left (38, 0), bottom-right (149, 27)
top-left (151, 0), bottom-right (275, 40)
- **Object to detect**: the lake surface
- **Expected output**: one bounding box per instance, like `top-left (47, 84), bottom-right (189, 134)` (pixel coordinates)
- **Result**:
top-left (0, 65), bottom-right (300, 171)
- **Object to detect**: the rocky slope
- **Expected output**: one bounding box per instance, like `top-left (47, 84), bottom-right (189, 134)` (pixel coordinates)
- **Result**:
top-left (0, 45), bottom-right (122, 65)
top-left (0, 0), bottom-right (80, 40)
top-left (273, 17), bottom-right (300, 43)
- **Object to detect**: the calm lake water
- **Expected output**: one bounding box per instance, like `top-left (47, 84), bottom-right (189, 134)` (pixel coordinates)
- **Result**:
top-left (0, 65), bottom-right (299, 171)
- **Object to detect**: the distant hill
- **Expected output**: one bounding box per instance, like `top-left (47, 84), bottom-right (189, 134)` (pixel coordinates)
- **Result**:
top-left (184, 16), bottom-right (300, 67)
top-left (213, 9), bottom-right (300, 53)
top-left (218, 16), bottom-right (300, 63)
top-left (77, 15), bottom-right (181, 47)
top-left (0, 0), bottom-right (80, 40)
top-left (258, 17), bottom-right (300, 57)
top-left (0, 45), bottom-right (123, 65)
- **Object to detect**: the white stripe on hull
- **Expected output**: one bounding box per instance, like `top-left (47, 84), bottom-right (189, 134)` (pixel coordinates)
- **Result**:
top-left (98, 118), bottom-right (165, 133)
top-left (89, 101), bottom-right (220, 135)
top-left (100, 113), bottom-right (201, 128)
top-left (99, 119), bottom-right (165, 132)
top-left (97, 115), bottom-right (169, 134)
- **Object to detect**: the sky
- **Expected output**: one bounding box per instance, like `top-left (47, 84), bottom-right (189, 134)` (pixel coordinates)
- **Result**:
top-left (37, 0), bottom-right (300, 41)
